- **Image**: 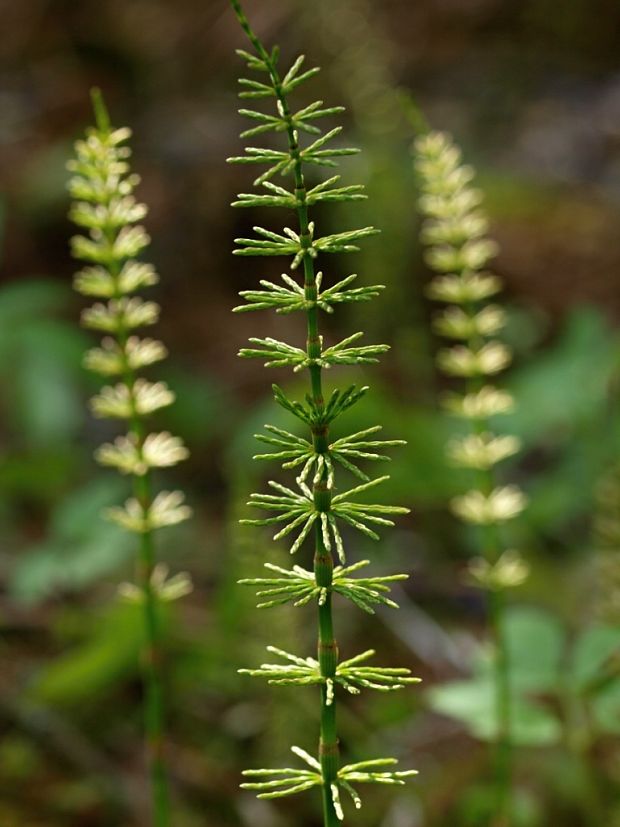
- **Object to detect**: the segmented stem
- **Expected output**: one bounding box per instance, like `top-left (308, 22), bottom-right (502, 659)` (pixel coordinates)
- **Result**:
top-left (69, 89), bottom-right (193, 827)
top-left (414, 130), bottom-right (529, 826)
top-left (96, 106), bottom-right (170, 827)
top-left (472, 425), bottom-right (512, 824)
top-left (465, 339), bottom-right (512, 822)
top-left (115, 291), bottom-right (170, 827)
top-left (135, 477), bottom-right (170, 827)
top-left (229, 4), bottom-right (340, 822)
top-left (231, 6), bottom-right (416, 819)
top-left (239, 11), bottom-right (339, 827)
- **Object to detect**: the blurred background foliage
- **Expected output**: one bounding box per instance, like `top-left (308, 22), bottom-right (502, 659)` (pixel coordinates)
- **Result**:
top-left (1, 0), bottom-right (620, 824)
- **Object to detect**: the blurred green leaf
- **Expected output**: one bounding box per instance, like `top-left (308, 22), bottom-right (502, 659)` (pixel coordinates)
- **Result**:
top-left (590, 682), bottom-right (620, 734)
top-left (30, 602), bottom-right (144, 705)
top-left (571, 624), bottom-right (620, 691)
top-left (0, 279), bottom-right (88, 447)
top-left (0, 452), bottom-right (76, 501)
top-left (11, 322), bottom-right (86, 445)
top-left (571, 625), bottom-right (620, 735)
top-left (503, 307), bottom-right (620, 539)
top-left (430, 606), bottom-right (620, 746)
top-left (428, 606), bottom-right (564, 746)
top-left (0, 279), bottom-right (69, 327)
top-left (459, 780), bottom-right (543, 827)
top-left (506, 307), bottom-right (620, 445)
top-left (503, 606), bottom-right (565, 693)
top-left (429, 676), bottom-right (562, 746)
top-left (10, 476), bottom-right (134, 602)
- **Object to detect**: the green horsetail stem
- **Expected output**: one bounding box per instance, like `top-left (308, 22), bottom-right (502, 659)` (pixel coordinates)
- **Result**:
top-left (414, 130), bottom-right (530, 826)
top-left (228, 1), bottom-right (418, 823)
top-left (68, 90), bottom-right (192, 827)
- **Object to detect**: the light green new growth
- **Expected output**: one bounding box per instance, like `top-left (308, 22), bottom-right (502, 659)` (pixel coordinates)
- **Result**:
top-left (414, 130), bottom-right (529, 824)
top-left (68, 89), bottom-right (192, 827)
top-left (228, 2), bottom-right (417, 823)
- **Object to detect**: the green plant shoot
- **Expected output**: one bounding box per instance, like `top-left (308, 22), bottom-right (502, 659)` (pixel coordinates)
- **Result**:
top-left (228, 2), bottom-right (418, 824)
top-left (414, 130), bottom-right (529, 826)
top-left (68, 89), bottom-right (192, 827)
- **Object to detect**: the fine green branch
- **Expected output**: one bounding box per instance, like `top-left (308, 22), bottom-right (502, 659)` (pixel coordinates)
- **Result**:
top-left (68, 90), bottom-right (192, 827)
top-left (229, 2), bottom-right (416, 823)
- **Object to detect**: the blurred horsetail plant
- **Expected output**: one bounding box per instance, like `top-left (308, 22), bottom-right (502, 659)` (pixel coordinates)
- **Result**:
top-left (228, 1), bottom-right (418, 823)
top-left (414, 131), bottom-right (529, 825)
top-left (68, 90), bottom-right (191, 827)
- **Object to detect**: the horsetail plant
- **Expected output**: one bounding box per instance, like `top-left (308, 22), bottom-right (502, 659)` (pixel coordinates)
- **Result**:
top-left (414, 131), bottom-right (529, 824)
top-left (68, 90), bottom-right (191, 827)
top-left (228, 2), bottom-right (418, 823)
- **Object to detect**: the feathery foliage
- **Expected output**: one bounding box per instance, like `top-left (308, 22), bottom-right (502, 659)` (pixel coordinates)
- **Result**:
top-left (414, 130), bottom-right (528, 823)
top-left (229, 2), bottom-right (416, 823)
top-left (68, 90), bottom-right (191, 827)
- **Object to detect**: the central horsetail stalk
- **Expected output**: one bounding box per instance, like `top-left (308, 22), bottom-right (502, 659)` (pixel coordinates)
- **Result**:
top-left (228, 1), bottom-right (418, 823)
top-left (68, 91), bottom-right (192, 827)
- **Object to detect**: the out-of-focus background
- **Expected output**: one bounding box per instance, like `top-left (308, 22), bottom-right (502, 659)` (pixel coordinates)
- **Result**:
top-left (2, 0), bottom-right (620, 824)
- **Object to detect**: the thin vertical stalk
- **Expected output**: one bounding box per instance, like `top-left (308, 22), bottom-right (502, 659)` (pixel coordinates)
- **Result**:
top-left (107, 206), bottom-right (169, 827)
top-left (102, 149), bottom-right (170, 827)
top-left (117, 356), bottom-right (170, 826)
top-left (135, 475), bottom-right (170, 827)
top-left (68, 89), bottom-right (194, 827)
top-left (231, 5), bottom-right (416, 818)
top-left (415, 131), bottom-right (528, 827)
top-left (468, 381), bottom-right (512, 824)
top-left (229, 4), bottom-right (340, 822)
top-left (487, 550), bottom-right (511, 826)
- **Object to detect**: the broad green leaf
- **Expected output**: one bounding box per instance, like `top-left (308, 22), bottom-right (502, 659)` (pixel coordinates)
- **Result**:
top-left (428, 606), bottom-right (565, 745)
top-left (506, 307), bottom-right (620, 444)
top-left (502, 606), bottom-right (565, 692)
top-left (428, 677), bottom-right (561, 746)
